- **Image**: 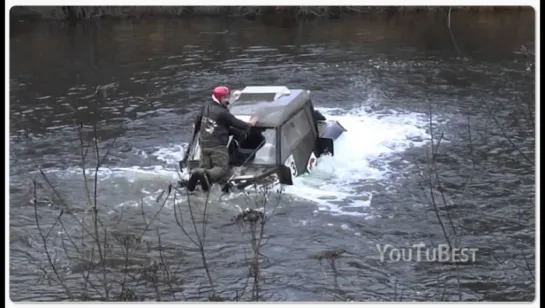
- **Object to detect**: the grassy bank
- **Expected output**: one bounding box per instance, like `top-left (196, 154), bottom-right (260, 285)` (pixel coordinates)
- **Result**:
top-left (10, 6), bottom-right (533, 22)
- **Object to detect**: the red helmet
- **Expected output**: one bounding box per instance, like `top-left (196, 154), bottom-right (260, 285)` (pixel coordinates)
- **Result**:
top-left (213, 86), bottom-right (230, 101)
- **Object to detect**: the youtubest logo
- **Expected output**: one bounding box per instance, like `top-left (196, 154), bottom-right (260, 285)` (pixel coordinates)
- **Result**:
top-left (376, 244), bottom-right (478, 263)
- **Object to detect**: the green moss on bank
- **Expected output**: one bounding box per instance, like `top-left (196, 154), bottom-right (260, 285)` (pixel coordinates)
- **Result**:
top-left (10, 6), bottom-right (534, 22)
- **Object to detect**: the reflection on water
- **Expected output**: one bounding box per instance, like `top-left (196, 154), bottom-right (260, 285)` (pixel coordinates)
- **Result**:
top-left (9, 10), bottom-right (535, 301)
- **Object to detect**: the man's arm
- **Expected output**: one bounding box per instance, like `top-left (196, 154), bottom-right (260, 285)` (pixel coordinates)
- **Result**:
top-left (229, 127), bottom-right (247, 143)
top-left (222, 112), bottom-right (253, 131)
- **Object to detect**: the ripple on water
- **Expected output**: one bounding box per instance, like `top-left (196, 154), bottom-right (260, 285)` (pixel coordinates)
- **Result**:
top-left (9, 16), bottom-right (535, 301)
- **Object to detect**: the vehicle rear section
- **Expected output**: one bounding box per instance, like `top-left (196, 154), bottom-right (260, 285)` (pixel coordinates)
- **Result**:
top-left (278, 102), bottom-right (319, 177)
top-left (315, 119), bottom-right (347, 157)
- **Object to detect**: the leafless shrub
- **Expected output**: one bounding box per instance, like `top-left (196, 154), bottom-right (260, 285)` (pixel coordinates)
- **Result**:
top-left (231, 185), bottom-right (283, 301)
top-left (171, 186), bottom-right (219, 300)
top-left (20, 80), bottom-right (288, 302)
top-left (26, 84), bottom-right (180, 301)
top-left (311, 249), bottom-right (351, 301)
top-left (405, 12), bottom-right (535, 300)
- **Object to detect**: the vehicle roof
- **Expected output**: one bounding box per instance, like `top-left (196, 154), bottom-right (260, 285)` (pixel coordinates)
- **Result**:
top-left (228, 86), bottom-right (312, 127)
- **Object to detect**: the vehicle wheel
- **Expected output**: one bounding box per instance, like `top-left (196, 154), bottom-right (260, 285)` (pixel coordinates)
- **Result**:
top-left (290, 161), bottom-right (297, 176)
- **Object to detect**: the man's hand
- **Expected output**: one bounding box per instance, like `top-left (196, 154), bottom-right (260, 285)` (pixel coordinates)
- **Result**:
top-left (248, 117), bottom-right (258, 127)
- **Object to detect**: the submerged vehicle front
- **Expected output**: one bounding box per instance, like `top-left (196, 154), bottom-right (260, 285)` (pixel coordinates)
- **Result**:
top-left (179, 85), bottom-right (346, 193)
top-left (223, 86), bottom-right (300, 192)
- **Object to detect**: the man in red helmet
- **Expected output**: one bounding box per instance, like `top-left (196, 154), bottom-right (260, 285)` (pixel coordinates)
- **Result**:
top-left (181, 86), bottom-right (258, 192)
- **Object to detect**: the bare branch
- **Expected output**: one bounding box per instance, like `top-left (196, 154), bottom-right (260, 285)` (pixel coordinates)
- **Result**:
top-left (33, 181), bottom-right (74, 299)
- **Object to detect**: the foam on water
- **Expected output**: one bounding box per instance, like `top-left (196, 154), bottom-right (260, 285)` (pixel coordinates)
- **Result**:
top-left (36, 106), bottom-right (431, 217)
top-left (281, 107), bottom-right (430, 217)
top-left (145, 106), bottom-right (429, 217)
top-left (40, 165), bottom-right (180, 182)
top-left (152, 144), bottom-right (186, 166)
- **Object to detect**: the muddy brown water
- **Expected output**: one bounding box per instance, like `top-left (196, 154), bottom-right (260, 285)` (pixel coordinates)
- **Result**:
top-left (9, 11), bottom-right (535, 301)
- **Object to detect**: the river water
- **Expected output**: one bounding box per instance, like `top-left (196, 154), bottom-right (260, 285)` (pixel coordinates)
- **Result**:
top-left (9, 10), bottom-right (536, 301)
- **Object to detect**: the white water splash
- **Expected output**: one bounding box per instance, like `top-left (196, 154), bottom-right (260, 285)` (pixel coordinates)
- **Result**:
top-left (146, 106), bottom-right (430, 217)
top-left (36, 106), bottom-right (430, 217)
top-left (280, 107), bottom-right (430, 217)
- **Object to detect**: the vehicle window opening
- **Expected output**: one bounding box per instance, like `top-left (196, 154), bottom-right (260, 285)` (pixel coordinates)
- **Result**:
top-left (230, 127), bottom-right (277, 165)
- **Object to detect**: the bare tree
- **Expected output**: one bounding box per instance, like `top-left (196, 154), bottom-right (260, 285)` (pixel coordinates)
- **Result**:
top-left (27, 84), bottom-right (180, 301)
top-left (232, 185), bottom-right (283, 301)
top-left (22, 82), bottom-right (288, 302)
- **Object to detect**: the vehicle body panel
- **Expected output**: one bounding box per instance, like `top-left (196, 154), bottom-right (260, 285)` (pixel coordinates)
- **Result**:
top-left (181, 86), bottom-right (347, 193)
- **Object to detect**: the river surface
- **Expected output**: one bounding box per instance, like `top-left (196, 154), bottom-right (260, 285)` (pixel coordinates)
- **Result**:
top-left (9, 10), bottom-right (536, 301)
